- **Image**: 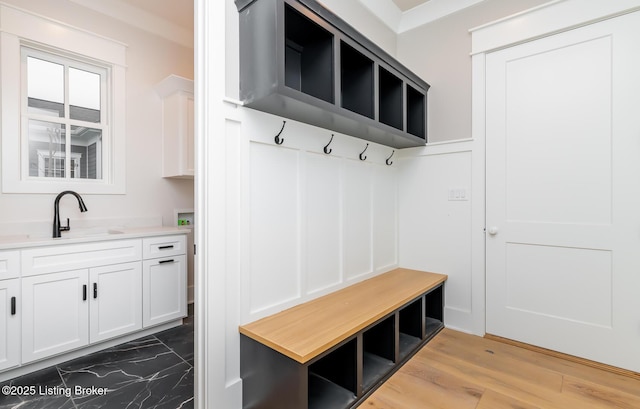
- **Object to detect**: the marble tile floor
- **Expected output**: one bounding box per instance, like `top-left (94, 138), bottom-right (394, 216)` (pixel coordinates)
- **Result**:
top-left (0, 304), bottom-right (194, 409)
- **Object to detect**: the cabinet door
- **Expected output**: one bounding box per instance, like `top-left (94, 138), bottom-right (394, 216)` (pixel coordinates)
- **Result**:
top-left (143, 255), bottom-right (186, 327)
top-left (89, 262), bottom-right (142, 343)
top-left (22, 270), bottom-right (89, 364)
top-left (0, 278), bottom-right (20, 371)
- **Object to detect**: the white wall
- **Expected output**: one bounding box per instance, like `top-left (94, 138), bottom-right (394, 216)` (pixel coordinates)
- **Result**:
top-left (397, 0), bottom-right (549, 143)
top-left (0, 0), bottom-right (194, 234)
top-left (319, 0), bottom-right (398, 56)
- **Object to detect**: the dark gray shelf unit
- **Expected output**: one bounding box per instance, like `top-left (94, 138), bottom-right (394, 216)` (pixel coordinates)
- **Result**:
top-left (240, 282), bottom-right (445, 409)
top-left (235, 0), bottom-right (430, 148)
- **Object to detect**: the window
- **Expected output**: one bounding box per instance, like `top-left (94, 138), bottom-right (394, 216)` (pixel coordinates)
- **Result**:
top-left (1, 3), bottom-right (126, 194)
top-left (23, 48), bottom-right (107, 181)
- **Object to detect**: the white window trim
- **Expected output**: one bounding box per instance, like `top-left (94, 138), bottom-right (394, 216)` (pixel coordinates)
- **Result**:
top-left (0, 2), bottom-right (127, 194)
top-left (21, 46), bottom-right (109, 183)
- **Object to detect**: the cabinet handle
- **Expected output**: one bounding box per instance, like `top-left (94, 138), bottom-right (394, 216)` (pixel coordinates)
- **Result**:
top-left (159, 259), bottom-right (175, 264)
top-left (93, 283), bottom-right (98, 299)
top-left (83, 285), bottom-right (87, 301)
top-left (158, 245), bottom-right (174, 250)
top-left (10, 297), bottom-right (16, 315)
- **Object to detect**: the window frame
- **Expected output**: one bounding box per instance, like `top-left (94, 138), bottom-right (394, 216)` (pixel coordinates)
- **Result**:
top-left (0, 3), bottom-right (127, 194)
top-left (21, 46), bottom-right (110, 183)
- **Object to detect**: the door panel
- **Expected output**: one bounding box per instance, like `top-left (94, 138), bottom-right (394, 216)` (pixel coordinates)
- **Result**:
top-left (143, 255), bottom-right (187, 328)
top-left (22, 270), bottom-right (89, 363)
top-left (486, 11), bottom-right (640, 371)
top-left (90, 262), bottom-right (142, 343)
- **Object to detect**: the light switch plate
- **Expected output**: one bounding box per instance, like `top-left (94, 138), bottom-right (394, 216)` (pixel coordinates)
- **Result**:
top-left (448, 188), bottom-right (469, 201)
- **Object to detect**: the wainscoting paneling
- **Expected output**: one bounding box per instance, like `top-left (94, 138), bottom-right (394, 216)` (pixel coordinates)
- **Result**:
top-left (305, 152), bottom-right (343, 294)
top-left (249, 142), bottom-right (301, 314)
top-left (344, 160), bottom-right (373, 280)
top-left (398, 143), bottom-right (477, 333)
top-left (241, 109), bottom-right (399, 323)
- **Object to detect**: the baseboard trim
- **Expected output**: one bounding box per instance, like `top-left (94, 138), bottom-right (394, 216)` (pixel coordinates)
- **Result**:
top-left (484, 333), bottom-right (640, 381)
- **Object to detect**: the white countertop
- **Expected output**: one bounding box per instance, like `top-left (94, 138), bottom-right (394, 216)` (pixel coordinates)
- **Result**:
top-left (0, 226), bottom-right (190, 251)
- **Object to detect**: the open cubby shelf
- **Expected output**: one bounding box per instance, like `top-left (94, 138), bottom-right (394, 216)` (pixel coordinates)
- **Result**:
top-left (379, 66), bottom-right (403, 131)
top-left (362, 315), bottom-right (395, 390)
top-left (406, 85), bottom-right (426, 139)
top-left (284, 4), bottom-right (334, 104)
top-left (239, 269), bottom-right (446, 409)
top-left (341, 41), bottom-right (374, 119)
top-left (236, 0), bottom-right (430, 148)
top-left (309, 373), bottom-right (357, 409)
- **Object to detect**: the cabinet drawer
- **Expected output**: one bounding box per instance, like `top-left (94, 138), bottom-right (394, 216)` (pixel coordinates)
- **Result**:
top-left (0, 250), bottom-right (20, 280)
top-left (142, 235), bottom-right (186, 259)
top-left (21, 239), bottom-right (142, 277)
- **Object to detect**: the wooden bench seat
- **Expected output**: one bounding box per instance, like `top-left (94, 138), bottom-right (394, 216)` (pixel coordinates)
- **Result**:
top-left (240, 268), bottom-right (447, 409)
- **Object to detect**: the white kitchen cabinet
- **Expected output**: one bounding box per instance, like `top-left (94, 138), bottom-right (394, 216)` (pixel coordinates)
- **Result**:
top-left (22, 262), bottom-right (144, 363)
top-left (0, 250), bottom-right (21, 371)
top-left (89, 261), bottom-right (142, 343)
top-left (142, 255), bottom-right (187, 328)
top-left (155, 75), bottom-right (194, 179)
top-left (21, 269), bottom-right (90, 364)
top-left (142, 235), bottom-right (187, 328)
top-left (0, 278), bottom-right (20, 371)
top-left (1, 231), bottom-right (187, 376)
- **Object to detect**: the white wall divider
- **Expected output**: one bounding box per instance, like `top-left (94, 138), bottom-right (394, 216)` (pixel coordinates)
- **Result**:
top-left (398, 138), bottom-right (485, 335)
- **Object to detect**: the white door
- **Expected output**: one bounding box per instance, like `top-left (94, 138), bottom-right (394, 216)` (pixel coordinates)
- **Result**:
top-left (0, 278), bottom-right (20, 371)
top-left (142, 255), bottom-right (187, 327)
top-left (486, 11), bottom-right (640, 371)
top-left (90, 262), bottom-right (142, 343)
top-left (22, 270), bottom-right (89, 363)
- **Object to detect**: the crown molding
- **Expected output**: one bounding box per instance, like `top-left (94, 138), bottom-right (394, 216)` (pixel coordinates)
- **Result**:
top-left (69, 0), bottom-right (193, 48)
top-left (360, 0), bottom-right (486, 33)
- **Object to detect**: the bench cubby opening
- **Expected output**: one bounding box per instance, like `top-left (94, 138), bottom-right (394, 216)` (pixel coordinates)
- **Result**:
top-left (308, 338), bottom-right (358, 409)
top-left (398, 297), bottom-right (423, 359)
top-left (362, 314), bottom-right (396, 391)
top-left (425, 284), bottom-right (444, 340)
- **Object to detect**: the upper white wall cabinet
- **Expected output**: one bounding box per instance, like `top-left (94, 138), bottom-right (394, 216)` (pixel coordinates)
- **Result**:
top-left (156, 75), bottom-right (195, 179)
top-left (234, 0), bottom-right (430, 148)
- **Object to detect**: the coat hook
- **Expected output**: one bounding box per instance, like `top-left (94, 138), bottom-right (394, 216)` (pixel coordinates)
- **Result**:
top-left (274, 120), bottom-right (286, 145)
top-left (386, 150), bottom-right (395, 166)
top-left (323, 134), bottom-right (334, 154)
top-left (359, 143), bottom-right (369, 161)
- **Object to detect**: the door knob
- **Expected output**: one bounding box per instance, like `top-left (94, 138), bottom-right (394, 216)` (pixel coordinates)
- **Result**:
top-left (488, 226), bottom-right (499, 235)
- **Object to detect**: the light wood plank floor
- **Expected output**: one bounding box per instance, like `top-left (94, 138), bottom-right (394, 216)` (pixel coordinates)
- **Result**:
top-left (363, 329), bottom-right (640, 409)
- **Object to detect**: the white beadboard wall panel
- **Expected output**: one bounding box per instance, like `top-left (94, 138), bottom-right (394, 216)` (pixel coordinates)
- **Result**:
top-left (373, 164), bottom-right (399, 272)
top-left (224, 116), bottom-right (243, 391)
top-left (398, 144), bottom-right (473, 332)
top-left (305, 153), bottom-right (343, 294)
top-left (249, 142), bottom-right (301, 314)
top-left (343, 160), bottom-right (374, 280)
top-left (240, 108), bottom-right (399, 323)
